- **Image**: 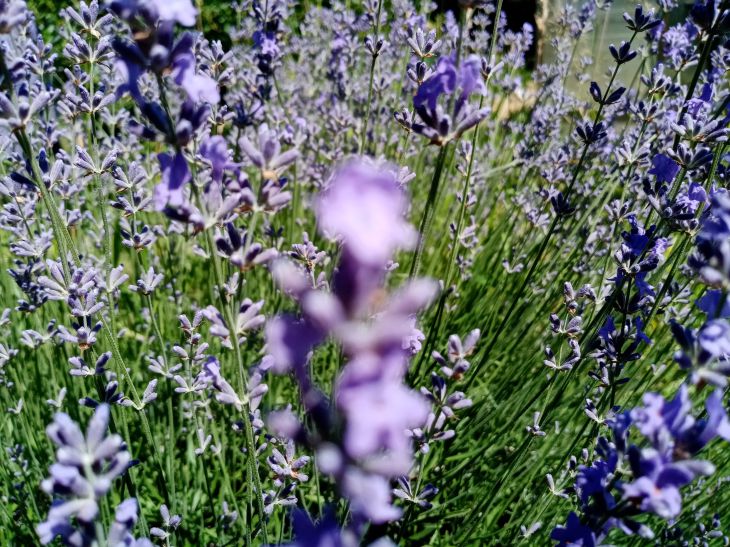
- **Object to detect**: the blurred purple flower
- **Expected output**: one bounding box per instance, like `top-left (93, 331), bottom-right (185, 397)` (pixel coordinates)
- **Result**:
top-left (316, 160), bottom-right (416, 266)
top-left (154, 151), bottom-right (190, 210)
top-left (148, 0), bottom-right (197, 26)
top-left (623, 447), bottom-right (713, 518)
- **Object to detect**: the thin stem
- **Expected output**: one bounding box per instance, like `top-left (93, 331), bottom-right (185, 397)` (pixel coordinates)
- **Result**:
top-left (358, 0), bottom-right (384, 154)
top-left (468, 34), bottom-right (639, 385)
top-left (409, 145), bottom-right (449, 278)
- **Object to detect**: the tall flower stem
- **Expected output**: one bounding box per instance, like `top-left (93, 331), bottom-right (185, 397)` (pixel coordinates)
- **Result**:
top-left (409, 145), bottom-right (449, 278)
top-left (414, 96), bottom-right (486, 376)
top-left (358, 0), bottom-right (384, 154)
top-left (458, 436), bottom-right (533, 541)
top-left (201, 205), bottom-right (269, 545)
top-left (486, 0), bottom-right (504, 64)
top-left (21, 127), bottom-right (171, 507)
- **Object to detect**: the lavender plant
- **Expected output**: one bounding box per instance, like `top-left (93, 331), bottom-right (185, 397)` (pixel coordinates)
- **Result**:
top-left (0, 0), bottom-right (728, 544)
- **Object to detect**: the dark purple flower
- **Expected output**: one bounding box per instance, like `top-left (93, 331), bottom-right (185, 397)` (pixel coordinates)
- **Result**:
top-left (265, 315), bottom-right (323, 376)
top-left (697, 290), bottom-right (730, 318)
top-left (623, 5), bottom-right (661, 32)
top-left (283, 508), bottom-right (353, 547)
top-left (576, 459), bottom-right (616, 510)
top-left (551, 512), bottom-right (596, 547)
top-left (414, 57), bottom-right (456, 111)
top-left (678, 389), bottom-right (730, 455)
top-left (154, 151), bottom-right (191, 210)
top-left (648, 154), bottom-right (680, 183)
top-left (411, 55), bottom-right (488, 144)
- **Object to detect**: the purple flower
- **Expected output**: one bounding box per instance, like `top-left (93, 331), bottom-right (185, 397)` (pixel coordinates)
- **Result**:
top-left (671, 318), bottom-right (730, 386)
top-left (689, 191), bottom-right (730, 287)
top-left (697, 290), bottom-right (730, 318)
top-left (154, 151), bottom-right (191, 210)
top-left (413, 55), bottom-right (483, 114)
top-left (631, 384), bottom-right (730, 457)
top-left (414, 58), bottom-right (457, 112)
top-left (648, 153), bottom-right (680, 183)
top-left (200, 136), bottom-right (231, 182)
top-left (0, 0), bottom-right (27, 33)
top-left (239, 123), bottom-right (299, 179)
top-left (698, 319), bottom-right (730, 358)
top-left (109, 0), bottom-right (195, 26)
top-left (623, 447), bottom-right (713, 518)
top-left (148, 0), bottom-right (197, 26)
top-left (265, 315), bottom-right (322, 375)
top-left (268, 439), bottom-right (310, 486)
top-left (631, 387), bottom-right (693, 451)
top-left (551, 512), bottom-right (596, 547)
top-left (576, 459), bottom-right (616, 510)
top-left (36, 405), bottom-right (143, 545)
top-left (410, 55), bottom-right (488, 144)
top-left (337, 373), bottom-right (429, 473)
top-left (266, 158), bottom-right (435, 524)
top-left (680, 389), bottom-right (730, 455)
top-left (107, 499), bottom-right (153, 547)
top-left (283, 508), bottom-right (353, 547)
top-left (111, 12), bottom-right (218, 105)
top-left (316, 160), bottom-right (416, 266)
top-left (172, 47), bottom-right (220, 104)
top-left (342, 468), bottom-right (403, 523)
top-left (214, 223), bottom-right (278, 270)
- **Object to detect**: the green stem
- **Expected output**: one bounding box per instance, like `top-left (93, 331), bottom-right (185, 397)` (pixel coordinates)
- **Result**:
top-left (409, 145), bottom-right (449, 278)
top-left (358, 0), bottom-right (384, 154)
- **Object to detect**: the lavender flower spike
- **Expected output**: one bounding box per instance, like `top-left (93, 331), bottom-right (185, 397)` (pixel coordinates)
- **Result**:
top-left (36, 405), bottom-right (147, 545)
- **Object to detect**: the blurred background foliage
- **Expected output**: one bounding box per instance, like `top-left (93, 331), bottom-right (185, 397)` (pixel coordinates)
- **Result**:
top-left (29, 0), bottom-right (239, 50)
top-left (27, 0), bottom-right (542, 69)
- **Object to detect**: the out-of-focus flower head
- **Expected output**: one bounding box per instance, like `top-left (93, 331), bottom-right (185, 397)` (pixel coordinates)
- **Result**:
top-left (266, 158), bottom-right (435, 525)
top-left (109, 0), bottom-right (219, 105)
top-left (0, 0), bottom-right (27, 33)
top-left (317, 160), bottom-right (416, 267)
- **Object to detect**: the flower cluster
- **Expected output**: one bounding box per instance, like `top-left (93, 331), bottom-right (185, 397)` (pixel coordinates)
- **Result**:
top-left (553, 385), bottom-right (730, 544)
top-left (37, 405), bottom-right (150, 546)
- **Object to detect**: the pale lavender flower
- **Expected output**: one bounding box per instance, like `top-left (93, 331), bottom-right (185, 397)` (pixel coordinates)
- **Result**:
top-left (150, 504), bottom-right (182, 541)
top-left (148, 0), bottom-right (197, 26)
top-left (37, 405), bottom-right (137, 545)
top-left (267, 158), bottom-right (435, 524)
top-left (316, 160), bottom-right (416, 266)
top-left (239, 123), bottom-right (299, 180)
top-left (267, 439), bottom-right (310, 486)
top-left (0, 0), bottom-right (27, 33)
